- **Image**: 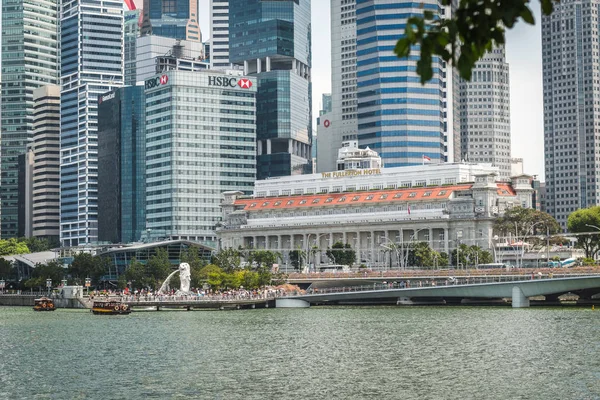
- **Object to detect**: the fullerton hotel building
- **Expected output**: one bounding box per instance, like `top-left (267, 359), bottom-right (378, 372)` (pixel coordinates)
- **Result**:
top-left (217, 150), bottom-right (534, 269)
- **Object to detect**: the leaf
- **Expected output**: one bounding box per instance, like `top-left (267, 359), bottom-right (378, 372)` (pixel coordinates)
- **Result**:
top-left (540, 0), bottom-right (554, 15)
top-left (520, 6), bottom-right (535, 24)
top-left (394, 38), bottom-right (412, 57)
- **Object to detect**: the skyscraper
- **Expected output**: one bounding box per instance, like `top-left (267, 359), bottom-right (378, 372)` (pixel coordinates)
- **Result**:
top-left (97, 87), bottom-right (146, 244)
top-left (60, 0), bottom-right (124, 246)
top-left (542, 0), bottom-right (600, 228)
top-left (31, 85), bottom-right (61, 242)
top-left (143, 70), bottom-right (256, 246)
top-left (356, 0), bottom-right (448, 167)
top-left (1, 0), bottom-right (59, 238)
top-left (229, 0), bottom-right (312, 179)
top-left (210, 0), bottom-right (232, 69)
top-left (457, 47), bottom-right (511, 177)
top-left (141, 0), bottom-right (202, 43)
top-left (318, 0), bottom-right (359, 173)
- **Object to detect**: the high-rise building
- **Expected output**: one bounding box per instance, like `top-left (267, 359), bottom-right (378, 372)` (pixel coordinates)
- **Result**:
top-left (97, 86), bottom-right (146, 244)
top-left (457, 47), bottom-right (511, 178)
top-left (144, 70), bottom-right (256, 246)
top-left (210, 0), bottom-right (232, 69)
top-left (0, 0), bottom-right (59, 238)
top-left (136, 35), bottom-right (205, 82)
top-left (141, 0), bottom-right (202, 43)
top-left (320, 93), bottom-right (333, 116)
top-left (17, 149), bottom-right (34, 238)
top-left (318, 0), bottom-right (359, 174)
top-left (60, 0), bottom-right (124, 246)
top-left (31, 86), bottom-right (61, 242)
top-left (542, 0), bottom-right (600, 228)
top-left (125, 8), bottom-right (142, 86)
top-left (356, 0), bottom-right (448, 167)
top-left (229, 0), bottom-right (312, 180)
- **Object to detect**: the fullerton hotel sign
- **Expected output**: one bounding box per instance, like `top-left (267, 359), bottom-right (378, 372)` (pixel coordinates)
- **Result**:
top-left (321, 168), bottom-right (382, 179)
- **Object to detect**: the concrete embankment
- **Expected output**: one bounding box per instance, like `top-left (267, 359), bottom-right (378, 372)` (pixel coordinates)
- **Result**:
top-left (0, 296), bottom-right (89, 309)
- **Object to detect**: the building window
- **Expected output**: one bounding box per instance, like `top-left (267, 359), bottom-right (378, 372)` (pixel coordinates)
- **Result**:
top-left (312, 199), bottom-right (320, 204)
top-left (250, 203), bottom-right (257, 208)
top-left (338, 197), bottom-right (347, 202)
top-left (438, 190), bottom-right (447, 196)
top-left (274, 201), bottom-right (282, 206)
top-left (408, 192), bottom-right (417, 198)
top-left (286, 200), bottom-right (294, 205)
top-left (299, 200), bottom-right (307, 205)
top-left (423, 192), bottom-right (432, 197)
top-left (262, 202), bottom-right (269, 207)
top-left (352, 196), bottom-right (360, 201)
top-left (366, 195), bottom-right (374, 200)
top-left (380, 194), bottom-right (388, 200)
top-left (393, 193), bottom-right (402, 199)
top-left (325, 198), bottom-right (334, 203)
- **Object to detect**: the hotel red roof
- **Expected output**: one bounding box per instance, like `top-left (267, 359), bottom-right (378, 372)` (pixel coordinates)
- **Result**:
top-left (234, 184), bottom-right (482, 211)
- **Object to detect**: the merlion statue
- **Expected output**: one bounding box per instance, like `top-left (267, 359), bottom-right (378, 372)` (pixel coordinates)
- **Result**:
top-left (179, 262), bottom-right (191, 293)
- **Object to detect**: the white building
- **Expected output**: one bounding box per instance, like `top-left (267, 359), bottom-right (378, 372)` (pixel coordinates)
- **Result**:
top-left (144, 70), bottom-right (256, 247)
top-left (336, 142), bottom-right (381, 171)
top-left (218, 163), bottom-right (535, 269)
top-left (457, 47), bottom-right (512, 178)
top-left (136, 35), bottom-right (205, 82)
top-left (209, 0), bottom-right (233, 69)
top-left (319, 0), bottom-right (359, 174)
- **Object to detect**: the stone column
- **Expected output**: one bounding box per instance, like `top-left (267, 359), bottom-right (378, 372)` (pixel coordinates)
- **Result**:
top-left (429, 228), bottom-right (433, 249)
top-left (384, 231), bottom-right (390, 268)
top-left (252, 236), bottom-right (257, 249)
top-left (342, 232), bottom-right (347, 244)
top-left (444, 228), bottom-right (449, 254)
top-left (370, 231), bottom-right (375, 267)
top-left (512, 286), bottom-right (530, 308)
top-left (356, 232), bottom-right (361, 264)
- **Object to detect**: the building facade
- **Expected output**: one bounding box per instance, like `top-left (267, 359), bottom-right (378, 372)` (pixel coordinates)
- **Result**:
top-left (218, 164), bottom-right (534, 269)
top-left (356, 0), bottom-right (448, 167)
top-left (458, 47), bottom-right (511, 177)
top-left (125, 8), bottom-right (142, 86)
top-left (320, 0), bottom-right (359, 174)
top-left (209, 0), bottom-right (231, 69)
top-left (17, 150), bottom-right (34, 237)
top-left (144, 70), bottom-right (256, 246)
top-left (542, 0), bottom-right (600, 228)
top-left (141, 0), bottom-right (202, 43)
top-left (60, 0), bottom-right (124, 246)
top-left (97, 86), bottom-right (146, 244)
top-left (31, 86), bottom-right (61, 241)
top-left (136, 35), bottom-right (205, 82)
top-left (1, 0), bottom-right (59, 238)
top-left (229, 0), bottom-right (313, 180)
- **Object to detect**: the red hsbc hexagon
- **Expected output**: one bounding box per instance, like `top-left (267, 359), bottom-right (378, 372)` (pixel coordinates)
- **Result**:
top-left (160, 75), bottom-right (169, 85)
top-left (238, 78), bottom-right (252, 89)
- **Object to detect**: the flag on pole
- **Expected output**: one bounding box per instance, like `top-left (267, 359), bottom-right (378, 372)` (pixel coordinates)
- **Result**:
top-left (407, 204), bottom-right (411, 215)
top-left (422, 154), bottom-right (431, 164)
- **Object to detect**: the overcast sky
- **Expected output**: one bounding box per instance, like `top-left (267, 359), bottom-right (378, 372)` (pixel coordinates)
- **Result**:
top-left (199, 2), bottom-right (545, 180)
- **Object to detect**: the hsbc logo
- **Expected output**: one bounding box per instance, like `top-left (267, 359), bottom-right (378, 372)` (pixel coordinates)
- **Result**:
top-left (238, 78), bottom-right (252, 89)
top-left (145, 74), bottom-right (169, 89)
top-left (208, 76), bottom-right (253, 89)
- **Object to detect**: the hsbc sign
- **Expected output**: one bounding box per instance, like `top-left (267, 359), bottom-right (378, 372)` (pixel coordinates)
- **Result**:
top-left (208, 76), bottom-right (253, 89)
top-left (145, 74), bottom-right (169, 89)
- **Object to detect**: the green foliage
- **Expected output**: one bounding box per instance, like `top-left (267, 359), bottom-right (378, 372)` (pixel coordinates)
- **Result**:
top-left (147, 248), bottom-right (173, 289)
top-left (25, 260), bottom-right (65, 289)
top-left (567, 206), bottom-right (600, 258)
top-left (326, 242), bottom-right (356, 267)
top-left (438, 252), bottom-right (450, 267)
top-left (451, 244), bottom-right (493, 268)
top-left (582, 257), bottom-right (596, 266)
top-left (211, 248), bottom-right (241, 273)
top-left (247, 250), bottom-right (281, 271)
top-left (289, 249), bottom-right (306, 271)
top-left (395, 0), bottom-right (559, 83)
top-left (494, 207), bottom-right (561, 247)
top-left (124, 258), bottom-right (152, 289)
top-left (0, 258), bottom-right (14, 279)
top-left (0, 238), bottom-right (30, 256)
top-left (20, 237), bottom-right (58, 253)
top-left (69, 253), bottom-right (110, 285)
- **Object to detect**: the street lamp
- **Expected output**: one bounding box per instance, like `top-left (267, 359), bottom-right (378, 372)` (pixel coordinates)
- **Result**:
top-left (456, 231), bottom-right (463, 269)
top-left (0, 279), bottom-right (5, 294)
top-left (46, 278), bottom-right (52, 295)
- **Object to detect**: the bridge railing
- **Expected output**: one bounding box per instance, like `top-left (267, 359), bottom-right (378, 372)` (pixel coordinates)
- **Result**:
top-left (117, 292), bottom-right (279, 303)
top-left (300, 273), bottom-right (587, 296)
top-left (0, 291), bottom-right (50, 297)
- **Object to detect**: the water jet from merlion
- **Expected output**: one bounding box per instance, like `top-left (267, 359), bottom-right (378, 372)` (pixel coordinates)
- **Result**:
top-left (157, 263), bottom-right (192, 295)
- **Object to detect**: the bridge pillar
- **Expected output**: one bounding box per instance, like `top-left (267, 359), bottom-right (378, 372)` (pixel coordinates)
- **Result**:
top-left (512, 286), bottom-right (530, 308)
top-left (276, 299), bottom-right (310, 308)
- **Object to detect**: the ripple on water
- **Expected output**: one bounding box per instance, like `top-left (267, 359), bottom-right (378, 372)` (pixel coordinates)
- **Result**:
top-left (0, 306), bottom-right (599, 399)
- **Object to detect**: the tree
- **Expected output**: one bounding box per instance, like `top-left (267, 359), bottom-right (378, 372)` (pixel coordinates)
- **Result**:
top-left (212, 248), bottom-right (241, 273)
top-left (147, 248), bottom-right (173, 289)
top-left (494, 207), bottom-right (561, 244)
top-left (124, 258), bottom-right (152, 290)
top-left (0, 238), bottom-right (29, 256)
top-left (25, 260), bottom-right (65, 289)
top-left (289, 249), bottom-right (306, 271)
top-left (412, 242), bottom-right (435, 268)
top-left (247, 250), bottom-right (281, 271)
top-left (21, 237), bottom-right (58, 253)
top-left (0, 258), bottom-right (14, 280)
top-left (568, 206), bottom-right (600, 258)
top-left (69, 253), bottom-right (110, 285)
top-left (326, 242), bottom-right (356, 267)
top-left (395, 0), bottom-right (559, 83)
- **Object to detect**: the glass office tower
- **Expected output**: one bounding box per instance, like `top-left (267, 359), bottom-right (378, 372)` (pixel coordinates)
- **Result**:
top-left (356, 0), bottom-right (448, 167)
top-left (97, 86), bottom-right (146, 244)
top-left (141, 0), bottom-right (201, 42)
top-left (1, 0), bottom-right (59, 237)
top-left (60, 0), bottom-right (124, 246)
top-left (229, 0), bottom-right (312, 179)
